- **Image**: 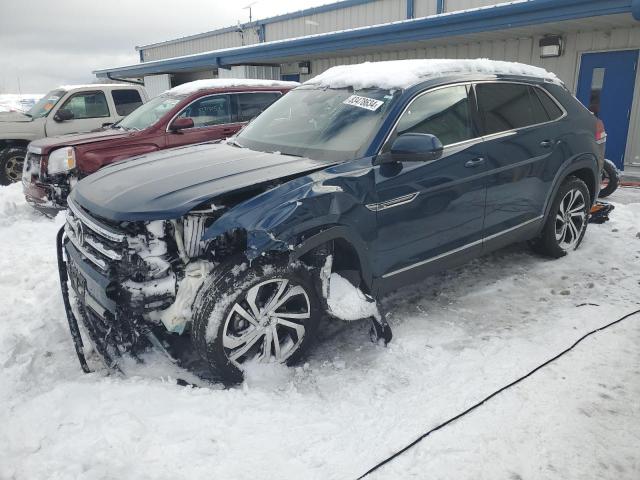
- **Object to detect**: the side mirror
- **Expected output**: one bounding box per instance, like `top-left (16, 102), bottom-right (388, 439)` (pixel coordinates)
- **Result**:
top-left (53, 109), bottom-right (74, 122)
top-left (381, 133), bottom-right (444, 163)
top-left (169, 117), bottom-right (194, 132)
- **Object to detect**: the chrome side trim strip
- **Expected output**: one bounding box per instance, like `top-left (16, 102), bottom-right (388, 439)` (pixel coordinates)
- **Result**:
top-left (68, 199), bottom-right (125, 243)
top-left (366, 192), bottom-right (419, 212)
top-left (382, 215), bottom-right (544, 278)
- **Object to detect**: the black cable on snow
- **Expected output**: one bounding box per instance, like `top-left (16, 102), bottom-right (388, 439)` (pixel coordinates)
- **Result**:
top-left (356, 308), bottom-right (640, 479)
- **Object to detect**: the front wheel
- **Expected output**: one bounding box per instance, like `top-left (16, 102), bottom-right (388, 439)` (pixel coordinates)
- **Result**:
top-left (531, 176), bottom-right (590, 258)
top-left (191, 258), bottom-right (321, 383)
top-left (0, 146), bottom-right (27, 185)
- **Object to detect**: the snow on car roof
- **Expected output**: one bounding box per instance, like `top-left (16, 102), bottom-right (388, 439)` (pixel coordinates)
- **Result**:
top-left (58, 84), bottom-right (140, 90)
top-left (166, 79), bottom-right (300, 95)
top-left (305, 59), bottom-right (561, 90)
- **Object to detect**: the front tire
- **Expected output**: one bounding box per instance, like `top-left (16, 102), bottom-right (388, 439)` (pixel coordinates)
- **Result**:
top-left (532, 176), bottom-right (590, 258)
top-left (191, 257), bottom-right (321, 383)
top-left (0, 146), bottom-right (27, 185)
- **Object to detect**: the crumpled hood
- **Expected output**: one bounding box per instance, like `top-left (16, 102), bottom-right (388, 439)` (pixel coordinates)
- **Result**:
top-left (0, 111), bottom-right (32, 123)
top-left (30, 128), bottom-right (130, 154)
top-left (70, 142), bottom-right (333, 221)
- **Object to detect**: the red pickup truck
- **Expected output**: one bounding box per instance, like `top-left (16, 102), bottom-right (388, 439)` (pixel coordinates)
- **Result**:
top-left (22, 79), bottom-right (298, 214)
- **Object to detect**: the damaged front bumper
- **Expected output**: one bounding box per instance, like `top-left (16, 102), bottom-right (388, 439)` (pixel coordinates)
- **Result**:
top-left (56, 226), bottom-right (152, 372)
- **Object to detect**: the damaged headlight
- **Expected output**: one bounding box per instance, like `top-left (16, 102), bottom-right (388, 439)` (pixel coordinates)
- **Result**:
top-left (47, 147), bottom-right (76, 175)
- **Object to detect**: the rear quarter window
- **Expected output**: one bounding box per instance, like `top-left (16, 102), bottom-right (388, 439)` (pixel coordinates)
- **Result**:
top-left (112, 89), bottom-right (144, 116)
top-left (534, 88), bottom-right (564, 121)
top-left (476, 83), bottom-right (554, 135)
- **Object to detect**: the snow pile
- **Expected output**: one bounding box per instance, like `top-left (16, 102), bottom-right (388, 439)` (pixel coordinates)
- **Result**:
top-left (167, 79), bottom-right (300, 95)
top-left (327, 273), bottom-right (380, 321)
top-left (0, 94), bottom-right (43, 113)
top-left (306, 59), bottom-right (560, 90)
top-left (1, 181), bottom-right (639, 480)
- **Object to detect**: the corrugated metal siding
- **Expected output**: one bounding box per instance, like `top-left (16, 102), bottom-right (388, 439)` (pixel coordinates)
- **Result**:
top-left (265, 0), bottom-right (405, 42)
top-left (445, 0), bottom-right (503, 12)
top-left (143, 29), bottom-right (260, 62)
top-left (143, 74), bottom-right (172, 98)
top-left (218, 65), bottom-right (281, 80)
top-left (414, 0), bottom-right (438, 18)
top-left (303, 25), bottom-right (640, 168)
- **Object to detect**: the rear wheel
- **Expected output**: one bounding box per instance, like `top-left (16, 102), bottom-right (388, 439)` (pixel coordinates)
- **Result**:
top-left (531, 176), bottom-right (590, 258)
top-left (598, 159), bottom-right (619, 198)
top-left (0, 146), bottom-right (27, 185)
top-left (191, 258), bottom-right (321, 383)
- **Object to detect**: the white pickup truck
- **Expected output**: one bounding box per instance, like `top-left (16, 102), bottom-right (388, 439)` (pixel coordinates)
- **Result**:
top-left (0, 84), bottom-right (148, 185)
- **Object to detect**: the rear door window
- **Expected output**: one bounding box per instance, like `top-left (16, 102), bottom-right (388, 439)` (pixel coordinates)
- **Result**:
top-left (235, 92), bottom-right (282, 122)
top-left (395, 85), bottom-right (475, 146)
top-left (60, 91), bottom-right (110, 119)
top-left (178, 95), bottom-right (231, 127)
top-left (476, 83), bottom-right (553, 135)
top-left (112, 89), bottom-right (143, 116)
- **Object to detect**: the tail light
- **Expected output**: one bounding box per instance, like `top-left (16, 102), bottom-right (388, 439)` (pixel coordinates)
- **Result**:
top-left (595, 119), bottom-right (607, 145)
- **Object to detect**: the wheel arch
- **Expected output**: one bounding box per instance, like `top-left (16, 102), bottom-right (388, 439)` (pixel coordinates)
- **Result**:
top-left (0, 139), bottom-right (30, 151)
top-left (290, 225), bottom-right (373, 293)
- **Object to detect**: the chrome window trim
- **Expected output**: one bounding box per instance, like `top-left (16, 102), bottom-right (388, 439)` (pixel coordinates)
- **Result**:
top-left (67, 198), bottom-right (125, 243)
top-left (165, 90), bottom-right (283, 133)
top-left (474, 81), bottom-right (568, 141)
top-left (378, 80), bottom-right (568, 156)
top-left (382, 215), bottom-right (544, 278)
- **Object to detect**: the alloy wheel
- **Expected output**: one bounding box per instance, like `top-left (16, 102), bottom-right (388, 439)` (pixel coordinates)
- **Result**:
top-left (222, 278), bottom-right (310, 367)
top-left (554, 188), bottom-right (586, 250)
top-left (4, 154), bottom-right (25, 182)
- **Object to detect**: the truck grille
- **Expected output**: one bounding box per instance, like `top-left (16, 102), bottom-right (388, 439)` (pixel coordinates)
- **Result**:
top-left (65, 198), bottom-right (126, 271)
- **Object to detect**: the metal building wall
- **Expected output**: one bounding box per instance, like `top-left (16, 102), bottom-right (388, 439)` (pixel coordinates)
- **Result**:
top-left (142, 29), bottom-right (260, 62)
top-left (265, 0), bottom-right (406, 42)
top-left (303, 24), bottom-right (640, 169)
top-left (445, 0), bottom-right (503, 12)
top-left (414, 0), bottom-right (439, 18)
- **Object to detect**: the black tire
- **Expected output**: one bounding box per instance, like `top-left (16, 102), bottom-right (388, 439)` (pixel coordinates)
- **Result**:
top-left (598, 158), bottom-right (619, 198)
top-left (0, 146), bottom-right (27, 185)
top-left (191, 256), bottom-right (321, 383)
top-left (531, 176), bottom-right (590, 258)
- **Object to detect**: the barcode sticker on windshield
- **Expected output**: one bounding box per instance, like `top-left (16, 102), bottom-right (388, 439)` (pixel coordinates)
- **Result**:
top-left (343, 95), bottom-right (384, 111)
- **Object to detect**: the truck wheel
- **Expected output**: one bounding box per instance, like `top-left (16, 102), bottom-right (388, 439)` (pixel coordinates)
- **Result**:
top-left (191, 257), bottom-right (321, 383)
top-left (531, 176), bottom-right (590, 258)
top-left (0, 146), bottom-right (27, 185)
top-left (598, 159), bottom-right (619, 198)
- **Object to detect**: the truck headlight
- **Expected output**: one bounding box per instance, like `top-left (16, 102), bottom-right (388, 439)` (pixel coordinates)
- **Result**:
top-left (47, 147), bottom-right (76, 175)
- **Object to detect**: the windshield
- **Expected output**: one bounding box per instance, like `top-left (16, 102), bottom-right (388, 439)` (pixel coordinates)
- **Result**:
top-left (26, 89), bottom-right (65, 119)
top-left (235, 86), bottom-right (401, 161)
top-left (118, 94), bottom-right (183, 131)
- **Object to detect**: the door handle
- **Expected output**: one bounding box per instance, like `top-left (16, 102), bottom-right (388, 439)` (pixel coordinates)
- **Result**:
top-left (540, 140), bottom-right (553, 149)
top-left (465, 157), bottom-right (485, 168)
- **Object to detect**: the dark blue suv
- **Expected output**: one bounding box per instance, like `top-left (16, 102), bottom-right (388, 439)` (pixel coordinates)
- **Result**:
top-left (57, 60), bottom-right (604, 381)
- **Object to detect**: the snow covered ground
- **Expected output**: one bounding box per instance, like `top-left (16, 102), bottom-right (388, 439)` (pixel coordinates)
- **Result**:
top-left (0, 182), bottom-right (638, 480)
top-left (0, 94), bottom-right (43, 113)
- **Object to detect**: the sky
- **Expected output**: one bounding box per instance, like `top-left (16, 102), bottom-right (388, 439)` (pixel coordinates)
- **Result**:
top-left (0, 0), bottom-right (329, 93)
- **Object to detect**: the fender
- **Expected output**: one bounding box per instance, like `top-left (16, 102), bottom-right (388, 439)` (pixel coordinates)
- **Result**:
top-left (541, 152), bottom-right (599, 227)
top-left (202, 158), bottom-right (378, 277)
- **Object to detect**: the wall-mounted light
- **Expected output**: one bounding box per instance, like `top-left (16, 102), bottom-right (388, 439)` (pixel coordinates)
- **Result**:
top-left (539, 35), bottom-right (563, 58)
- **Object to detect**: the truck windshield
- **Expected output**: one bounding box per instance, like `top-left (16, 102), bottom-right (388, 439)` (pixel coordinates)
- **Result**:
top-left (26, 89), bottom-right (66, 119)
top-left (235, 86), bottom-right (400, 161)
top-left (118, 95), bottom-right (183, 131)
